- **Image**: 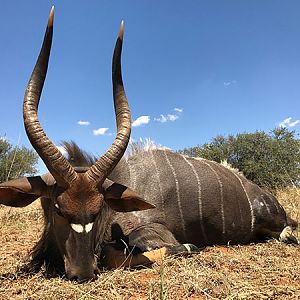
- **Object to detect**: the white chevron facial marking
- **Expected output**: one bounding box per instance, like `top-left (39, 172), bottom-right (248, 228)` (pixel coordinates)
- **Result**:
top-left (85, 222), bottom-right (94, 233)
top-left (71, 224), bottom-right (84, 233)
top-left (70, 223), bottom-right (94, 234)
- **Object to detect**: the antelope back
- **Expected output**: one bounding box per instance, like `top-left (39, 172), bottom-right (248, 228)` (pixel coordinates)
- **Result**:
top-left (109, 149), bottom-right (287, 246)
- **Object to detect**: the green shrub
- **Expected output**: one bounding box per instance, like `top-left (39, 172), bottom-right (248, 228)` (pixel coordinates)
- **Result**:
top-left (179, 127), bottom-right (300, 189)
top-left (0, 136), bottom-right (38, 183)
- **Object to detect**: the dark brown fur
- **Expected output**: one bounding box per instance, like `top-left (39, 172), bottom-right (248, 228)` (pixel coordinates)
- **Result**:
top-left (19, 142), bottom-right (297, 278)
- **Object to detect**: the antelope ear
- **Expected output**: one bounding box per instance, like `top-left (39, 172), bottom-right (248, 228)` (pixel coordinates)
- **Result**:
top-left (103, 180), bottom-right (155, 212)
top-left (0, 176), bottom-right (52, 207)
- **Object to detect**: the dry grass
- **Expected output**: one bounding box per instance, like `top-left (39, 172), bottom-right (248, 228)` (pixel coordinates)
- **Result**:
top-left (0, 189), bottom-right (299, 300)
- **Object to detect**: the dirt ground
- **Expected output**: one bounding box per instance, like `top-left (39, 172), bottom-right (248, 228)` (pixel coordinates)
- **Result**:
top-left (0, 188), bottom-right (299, 300)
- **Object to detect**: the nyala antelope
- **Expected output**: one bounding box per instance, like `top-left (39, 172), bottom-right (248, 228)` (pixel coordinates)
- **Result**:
top-left (0, 7), bottom-right (298, 282)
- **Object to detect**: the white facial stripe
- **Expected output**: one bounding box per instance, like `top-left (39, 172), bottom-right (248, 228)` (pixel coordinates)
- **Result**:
top-left (70, 223), bottom-right (94, 233)
top-left (85, 222), bottom-right (94, 233)
top-left (55, 203), bottom-right (60, 209)
top-left (71, 223), bottom-right (84, 233)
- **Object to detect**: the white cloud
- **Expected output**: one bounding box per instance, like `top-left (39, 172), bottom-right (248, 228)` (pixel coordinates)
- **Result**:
top-left (279, 117), bottom-right (300, 128)
top-left (56, 145), bottom-right (68, 157)
top-left (167, 114), bottom-right (179, 121)
top-left (155, 114), bottom-right (179, 123)
top-left (154, 107), bottom-right (183, 123)
top-left (155, 114), bottom-right (167, 123)
top-left (174, 108), bottom-right (183, 113)
top-left (132, 116), bottom-right (151, 127)
top-left (288, 120), bottom-right (300, 127)
top-left (93, 128), bottom-right (109, 136)
top-left (77, 120), bottom-right (90, 126)
top-left (223, 80), bottom-right (237, 87)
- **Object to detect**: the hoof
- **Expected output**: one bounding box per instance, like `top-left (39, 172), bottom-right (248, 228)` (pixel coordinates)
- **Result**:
top-left (279, 226), bottom-right (299, 245)
top-left (166, 243), bottom-right (200, 256)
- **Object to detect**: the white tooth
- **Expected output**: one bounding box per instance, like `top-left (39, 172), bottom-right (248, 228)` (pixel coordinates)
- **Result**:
top-left (71, 223), bottom-right (84, 233)
top-left (85, 222), bottom-right (94, 233)
top-left (55, 203), bottom-right (60, 209)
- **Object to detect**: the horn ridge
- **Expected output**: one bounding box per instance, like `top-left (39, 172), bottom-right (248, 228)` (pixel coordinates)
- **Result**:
top-left (87, 22), bottom-right (131, 184)
top-left (23, 7), bottom-right (77, 188)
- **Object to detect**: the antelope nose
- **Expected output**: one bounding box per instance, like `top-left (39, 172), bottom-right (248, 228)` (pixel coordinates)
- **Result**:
top-left (67, 266), bottom-right (99, 283)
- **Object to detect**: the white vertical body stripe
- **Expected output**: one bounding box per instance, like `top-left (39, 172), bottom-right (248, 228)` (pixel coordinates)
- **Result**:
top-left (164, 150), bottom-right (186, 238)
top-left (150, 151), bottom-right (166, 218)
top-left (231, 172), bottom-right (255, 232)
top-left (266, 192), bottom-right (280, 214)
top-left (182, 155), bottom-right (207, 242)
top-left (212, 161), bottom-right (245, 227)
top-left (260, 196), bottom-right (271, 215)
top-left (203, 161), bottom-right (226, 235)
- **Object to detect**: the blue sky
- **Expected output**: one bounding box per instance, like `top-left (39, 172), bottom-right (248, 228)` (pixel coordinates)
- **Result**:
top-left (1, 1), bottom-right (300, 174)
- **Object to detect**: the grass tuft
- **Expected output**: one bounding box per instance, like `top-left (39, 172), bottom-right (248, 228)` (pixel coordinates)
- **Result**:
top-left (0, 189), bottom-right (299, 299)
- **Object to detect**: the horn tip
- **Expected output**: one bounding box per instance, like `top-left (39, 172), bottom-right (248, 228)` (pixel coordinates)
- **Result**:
top-left (118, 20), bottom-right (124, 40)
top-left (48, 6), bottom-right (54, 27)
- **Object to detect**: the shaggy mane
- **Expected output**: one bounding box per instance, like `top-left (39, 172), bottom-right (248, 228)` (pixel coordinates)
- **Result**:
top-left (126, 138), bottom-right (170, 157)
top-left (220, 160), bottom-right (244, 176)
top-left (61, 141), bottom-right (96, 167)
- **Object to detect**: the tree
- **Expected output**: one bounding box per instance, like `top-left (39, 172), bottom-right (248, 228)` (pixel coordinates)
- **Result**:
top-left (179, 128), bottom-right (300, 189)
top-left (0, 137), bottom-right (38, 183)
